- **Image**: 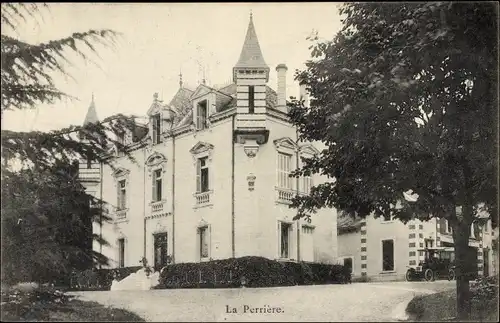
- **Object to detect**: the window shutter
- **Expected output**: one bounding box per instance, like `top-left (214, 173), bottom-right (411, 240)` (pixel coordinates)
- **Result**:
top-left (277, 221), bottom-right (281, 258)
top-left (196, 159), bottom-right (201, 193)
top-left (152, 175), bottom-right (156, 202)
top-left (157, 178), bottom-right (162, 201)
top-left (196, 105), bottom-right (202, 129)
top-left (122, 186), bottom-right (126, 209)
top-left (208, 225), bottom-right (212, 258)
top-left (157, 116), bottom-right (162, 143)
top-left (439, 218), bottom-right (446, 234)
top-left (117, 184), bottom-right (121, 209)
top-left (152, 123), bottom-right (157, 144)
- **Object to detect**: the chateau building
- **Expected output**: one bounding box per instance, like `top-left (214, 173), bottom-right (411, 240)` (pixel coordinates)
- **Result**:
top-left (78, 15), bottom-right (338, 270)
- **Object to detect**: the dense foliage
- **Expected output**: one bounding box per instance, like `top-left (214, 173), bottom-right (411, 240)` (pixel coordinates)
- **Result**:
top-left (288, 2), bottom-right (497, 320)
top-left (1, 163), bottom-right (112, 285)
top-left (157, 257), bottom-right (351, 289)
top-left (1, 3), bottom-right (136, 286)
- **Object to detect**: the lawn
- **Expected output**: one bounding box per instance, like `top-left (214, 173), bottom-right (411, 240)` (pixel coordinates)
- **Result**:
top-left (1, 288), bottom-right (145, 322)
top-left (406, 287), bottom-right (498, 322)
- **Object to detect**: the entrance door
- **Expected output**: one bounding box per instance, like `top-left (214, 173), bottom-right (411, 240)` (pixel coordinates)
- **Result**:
top-left (343, 257), bottom-right (353, 274)
top-left (153, 232), bottom-right (168, 272)
top-left (483, 248), bottom-right (490, 277)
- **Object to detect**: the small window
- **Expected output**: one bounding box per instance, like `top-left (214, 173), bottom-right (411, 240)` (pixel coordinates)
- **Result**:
top-left (117, 179), bottom-right (126, 210)
top-left (117, 131), bottom-right (126, 156)
top-left (382, 239), bottom-right (394, 271)
top-left (280, 222), bottom-right (292, 258)
top-left (277, 152), bottom-right (292, 189)
top-left (446, 220), bottom-right (452, 233)
top-left (118, 238), bottom-right (125, 268)
top-left (196, 100), bottom-right (208, 130)
top-left (248, 85), bottom-right (255, 114)
top-left (302, 175), bottom-right (312, 194)
top-left (199, 226), bottom-right (209, 259)
top-left (152, 114), bottom-right (162, 144)
top-left (196, 157), bottom-right (209, 193)
top-left (152, 169), bottom-right (162, 202)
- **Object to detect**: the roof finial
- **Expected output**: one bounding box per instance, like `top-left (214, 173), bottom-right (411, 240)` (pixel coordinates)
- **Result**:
top-left (250, 9), bottom-right (253, 20)
top-left (91, 92), bottom-right (95, 103)
top-left (179, 69), bottom-right (183, 88)
top-left (202, 65), bottom-right (206, 85)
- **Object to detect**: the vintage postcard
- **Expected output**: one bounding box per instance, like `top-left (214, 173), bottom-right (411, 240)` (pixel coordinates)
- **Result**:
top-left (1, 2), bottom-right (498, 322)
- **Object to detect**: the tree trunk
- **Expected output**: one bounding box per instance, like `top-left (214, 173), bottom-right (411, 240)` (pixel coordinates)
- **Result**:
top-left (452, 218), bottom-right (472, 321)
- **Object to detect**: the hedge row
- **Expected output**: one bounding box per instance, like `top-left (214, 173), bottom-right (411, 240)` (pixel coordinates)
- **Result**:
top-left (156, 256), bottom-right (351, 289)
top-left (61, 266), bottom-right (142, 291)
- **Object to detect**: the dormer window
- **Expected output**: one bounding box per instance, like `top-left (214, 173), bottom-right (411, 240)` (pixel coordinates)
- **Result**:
top-left (117, 131), bottom-right (125, 157)
top-left (152, 113), bottom-right (162, 144)
top-left (196, 100), bottom-right (208, 130)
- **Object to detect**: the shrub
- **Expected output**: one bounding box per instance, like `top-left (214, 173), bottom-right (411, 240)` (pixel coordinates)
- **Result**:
top-left (471, 275), bottom-right (499, 318)
top-left (157, 256), bottom-right (350, 289)
top-left (66, 266), bottom-right (142, 291)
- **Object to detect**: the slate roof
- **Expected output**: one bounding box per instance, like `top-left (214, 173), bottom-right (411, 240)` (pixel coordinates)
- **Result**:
top-left (234, 15), bottom-right (268, 70)
top-left (83, 95), bottom-right (99, 125)
top-left (168, 87), bottom-right (194, 123)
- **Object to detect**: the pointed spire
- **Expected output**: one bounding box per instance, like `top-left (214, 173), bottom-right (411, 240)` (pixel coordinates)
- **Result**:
top-left (234, 12), bottom-right (268, 70)
top-left (83, 93), bottom-right (99, 126)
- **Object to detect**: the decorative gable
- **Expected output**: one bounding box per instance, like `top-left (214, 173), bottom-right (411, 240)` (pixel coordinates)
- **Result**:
top-left (147, 93), bottom-right (163, 117)
top-left (112, 167), bottom-right (130, 179)
top-left (273, 137), bottom-right (298, 151)
top-left (190, 84), bottom-right (212, 101)
top-left (299, 144), bottom-right (320, 156)
top-left (146, 152), bottom-right (167, 167)
top-left (189, 141), bottom-right (214, 155)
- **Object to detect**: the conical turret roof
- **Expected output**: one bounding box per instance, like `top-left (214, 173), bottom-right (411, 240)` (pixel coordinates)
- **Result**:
top-left (234, 14), bottom-right (268, 69)
top-left (83, 94), bottom-right (99, 126)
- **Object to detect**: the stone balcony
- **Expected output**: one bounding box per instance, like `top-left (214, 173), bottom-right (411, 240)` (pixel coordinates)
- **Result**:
top-left (116, 208), bottom-right (127, 220)
top-left (275, 187), bottom-right (295, 204)
top-left (194, 190), bottom-right (213, 208)
top-left (151, 200), bottom-right (166, 214)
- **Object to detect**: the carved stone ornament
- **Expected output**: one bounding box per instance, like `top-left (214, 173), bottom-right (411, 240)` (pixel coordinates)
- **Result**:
top-left (247, 174), bottom-right (256, 191)
top-left (244, 144), bottom-right (259, 158)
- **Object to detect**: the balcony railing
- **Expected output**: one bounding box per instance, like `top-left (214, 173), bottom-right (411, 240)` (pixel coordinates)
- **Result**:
top-left (116, 209), bottom-right (127, 219)
top-left (275, 187), bottom-right (295, 204)
top-left (151, 200), bottom-right (164, 213)
top-left (194, 190), bottom-right (212, 207)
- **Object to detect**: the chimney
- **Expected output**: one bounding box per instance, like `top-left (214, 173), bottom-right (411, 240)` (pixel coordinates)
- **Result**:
top-left (299, 83), bottom-right (310, 108)
top-left (276, 64), bottom-right (288, 111)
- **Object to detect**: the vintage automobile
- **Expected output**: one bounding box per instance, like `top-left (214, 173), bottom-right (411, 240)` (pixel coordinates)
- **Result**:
top-left (405, 247), bottom-right (456, 281)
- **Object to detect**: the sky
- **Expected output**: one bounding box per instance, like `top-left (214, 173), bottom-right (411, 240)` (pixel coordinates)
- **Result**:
top-left (3, 2), bottom-right (344, 133)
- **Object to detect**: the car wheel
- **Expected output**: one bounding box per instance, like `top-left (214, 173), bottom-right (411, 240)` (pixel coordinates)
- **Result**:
top-left (448, 269), bottom-right (455, 281)
top-left (424, 269), bottom-right (434, 282)
top-left (405, 269), bottom-right (414, 282)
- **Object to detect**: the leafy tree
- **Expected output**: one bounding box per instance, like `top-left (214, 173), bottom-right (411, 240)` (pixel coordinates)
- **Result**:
top-left (1, 162), bottom-right (111, 285)
top-left (1, 3), bottom-right (136, 284)
top-left (1, 3), bottom-right (134, 169)
top-left (289, 2), bottom-right (497, 320)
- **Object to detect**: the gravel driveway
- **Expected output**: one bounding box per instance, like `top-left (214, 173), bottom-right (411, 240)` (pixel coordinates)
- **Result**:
top-left (69, 281), bottom-right (455, 322)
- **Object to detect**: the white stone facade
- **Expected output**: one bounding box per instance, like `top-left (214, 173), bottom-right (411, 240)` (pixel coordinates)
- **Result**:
top-left (79, 15), bottom-right (338, 270)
